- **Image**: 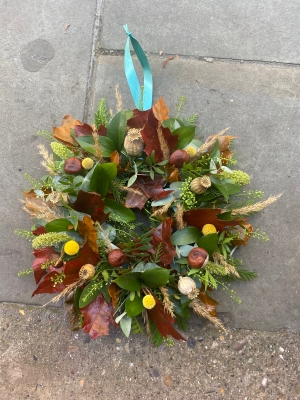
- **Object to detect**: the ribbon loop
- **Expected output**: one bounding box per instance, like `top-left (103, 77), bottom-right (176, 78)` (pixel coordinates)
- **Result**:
top-left (123, 25), bottom-right (153, 110)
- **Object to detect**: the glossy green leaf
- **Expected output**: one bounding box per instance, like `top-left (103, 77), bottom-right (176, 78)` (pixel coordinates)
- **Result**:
top-left (75, 136), bottom-right (95, 154)
top-left (140, 267), bottom-right (170, 288)
top-left (197, 233), bottom-right (219, 256)
top-left (104, 198), bottom-right (136, 222)
top-left (125, 296), bottom-right (144, 317)
top-left (171, 226), bottom-right (202, 246)
top-left (114, 272), bottom-right (142, 291)
top-left (74, 287), bottom-right (83, 312)
top-left (98, 136), bottom-right (117, 157)
top-left (210, 177), bottom-right (241, 202)
top-left (100, 162), bottom-right (117, 180)
top-left (45, 218), bottom-right (72, 233)
top-left (173, 125), bottom-right (196, 149)
top-left (132, 262), bottom-right (159, 273)
top-left (90, 165), bottom-right (109, 197)
top-left (79, 282), bottom-right (102, 308)
top-left (106, 111), bottom-right (127, 151)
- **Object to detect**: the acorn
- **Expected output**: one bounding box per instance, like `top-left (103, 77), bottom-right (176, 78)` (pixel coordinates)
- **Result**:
top-left (190, 176), bottom-right (211, 194)
top-left (79, 264), bottom-right (95, 280)
top-left (124, 128), bottom-right (145, 156)
top-left (64, 157), bottom-right (82, 174)
top-left (169, 149), bottom-right (189, 168)
top-left (108, 249), bottom-right (128, 267)
top-left (188, 247), bottom-right (209, 268)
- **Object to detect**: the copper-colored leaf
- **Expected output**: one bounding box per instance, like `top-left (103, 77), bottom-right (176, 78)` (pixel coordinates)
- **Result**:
top-left (80, 294), bottom-right (117, 338)
top-left (77, 215), bottom-right (99, 254)
top-left (71, 190), bottom-right (107, 223)
top-left (110, 150), bottom-right (120, 167)
top-left (152, 97), bottom-right (169, 122)
top-left (183, 208), bottom-right (247, 233)
top-left (150, 218), bottom-right (176, 266)
top-left (141, 110), bottom-right (178, 162)
top-left (32, 226), bottom-right (46, 236)
top-left (53, 115), bottom-right (82, 146)
top-left (31, 270), bottom-right (67, 296)
top-left (205, 135), bottom-right (237, 154)
top-left (147, 296), bottom-right (186, 341)
top-left (108, 282), bottom-right (121, 310)
top-left (165, 164), bottom-right (179, 183)
top-left (198, 288), bottom-right (219, 317)
top-left (32, 247), bottom-right (61, 284)
top-left (227, 223), bottom-right (253, 246)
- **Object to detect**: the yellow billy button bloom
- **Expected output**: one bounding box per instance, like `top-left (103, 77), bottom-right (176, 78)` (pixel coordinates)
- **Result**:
top-left (185, 146), bottom-right (197, 156)
top-left (64, 240), bottom-right (80, 256)
top-left (82, 157), bottom-right (94, 170)
top-left (142, 294), bottom-right (156, 310)
top-left (202, 224), bottom-right (217, 235)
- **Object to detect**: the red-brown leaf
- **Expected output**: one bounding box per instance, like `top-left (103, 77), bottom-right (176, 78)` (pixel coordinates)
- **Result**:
top-left (80, 294), bottom-right (117, 338)
top-left (71, 190), bottom-right (107, 223)
top-left (183, 209), bottom-right (247, 233)
top-left (227, 223), bottom-right (253, 246)
top-left (32, 247), bottom-right (61, 284)
top-left (63, 242), bottom-right (100, 285)
top-left (31, 270), bottom-right (66, 296)
top-left (108, 282), bottom-right (121, 310)
top-left (127, 109), bottom-right (150, 129)
top-left (74, 123), bottom-right (93, 137)
top-left (32, 226), bottom-right (46, 236)
top-left (141, 109), bottom-right (178, 162)
top-left (147, 296), bottom-right (186, 341)
top-left (198, 288), bottom-right (219, 317)
top-left (152, 97), bottom-right (169, 122)
top-left (150, 218), bottom-right (176, 266)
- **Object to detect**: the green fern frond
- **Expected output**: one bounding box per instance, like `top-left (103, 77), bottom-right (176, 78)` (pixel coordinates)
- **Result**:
top-left (131, 317), bottom-right (145, 335)
top-left (93, 98), bottom-right (110, 128)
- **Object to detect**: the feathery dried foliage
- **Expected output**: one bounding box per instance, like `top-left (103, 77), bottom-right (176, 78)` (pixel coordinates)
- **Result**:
top-left (175, 204), bottom-right (186, 230)
top-left (213, 252), bottom-right (240, 277)
top-left (143, 309), bottom-right (151, 337)
top-left (189, 298), bottom-right (228, 332)
top-left (157, 122), bottom-right (170, 160)
top-left (22, 191), bottom-right (62, 222)
top-left (37, 144), bottom-right (55, 173)
top-left (190, 127), bottom-right (230, 162)
top-left (151, 201), bottom-right (173, 218)
top-left (115, 84), bottom-right (123, 112)
top-left (231, 194), bottom-right (282, 216)
top-left (160, 286), bottom-right (175, 318)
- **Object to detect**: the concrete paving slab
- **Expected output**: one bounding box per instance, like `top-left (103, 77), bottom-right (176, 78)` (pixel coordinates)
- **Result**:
top-left (0, 0), bottom-right (97, 304)
top-left (93, 55), bottom-right (300, 332)
top-left (1, 302), bottom-right (300, 399)
top-left (99, 0), bottom-right (300, 63)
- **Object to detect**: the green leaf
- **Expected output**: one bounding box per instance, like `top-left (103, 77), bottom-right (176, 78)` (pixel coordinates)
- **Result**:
top-left (120, 315), bottom-right (132, 337)
top-left (45, 218), bottom-right (72, 232)
top-left (100, 284), bottom-right (111, 303)
top-left (171, 226), bottom-right (202, 246)
top-left (132, 262), bottom-right (158, 273)
top-left (98, 136), bottom-right (117, 157)
top-left (197, 233), bottom-right (218, 256)
top-left (90, 164), bottom-right (109, 197)
top-left (106, 111), bottom-right (127, 151)
top-left (173, 125), bottom-right (195, 149)
top-left (114, 272), bottom-right (142, 291)
top-left (127, 174), bottom-right (137, 187)
top-left (216, 211), bottom-right (233, 221)
top-left (209, 140), bottom-right (220, 160)
top-left (210, 176), bottom-right (241, 202)
top-left (79, 282), bottom-right (102, 308)
top-left (104, 198), bottom-right (136, 222)
top-left (140, 267), bottom-right (170, 288)
top-left (100, 162), bottom-right (117, 180)
top-left (75, 136), bottom-right (96, 154)
top-left (125, 296), bottom-right (144, 317)
top-left (74, 287), bottom-right (83, 312)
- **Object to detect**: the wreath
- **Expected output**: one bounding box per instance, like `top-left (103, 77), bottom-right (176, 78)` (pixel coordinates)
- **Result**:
top-left (17, 27), bottom-right (281, 346)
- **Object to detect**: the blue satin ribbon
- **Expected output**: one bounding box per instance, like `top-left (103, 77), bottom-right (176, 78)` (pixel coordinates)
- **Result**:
top-left (123, 24), bottom-right (153, 110)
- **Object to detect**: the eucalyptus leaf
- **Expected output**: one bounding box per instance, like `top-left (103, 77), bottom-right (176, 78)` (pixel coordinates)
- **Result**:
top-left (171, 226), bottom-right (202, 246)
top-left (151, 191), bottom-right (174, 206)
top-left (120, 315), bottom-right (132, 337)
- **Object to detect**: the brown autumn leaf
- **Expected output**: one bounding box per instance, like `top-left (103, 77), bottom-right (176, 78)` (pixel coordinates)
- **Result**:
top-left (205, 134), bottom-right (237, 154)
top-left (164, 164), bottom-right (179, 183)
top-left (108, 282), bottom-right (121, 310)
top-left (110, 150), bottom-right (120, 167)
top-left (53, 115), bottom-right (82, 146)
top-left (198, 288), bottom-right (220, 317)
top-left (77, 215), bottom-right (99, 254)
top-left (227, 222), bottom-right (253, 246)
top-left (80, 294), bottom-right (117, 338)
top-left (183, 208), bottom-right (247, 233)
top-left (32, 246), bottom-right (61, 284)
top-left (127, 109), bottom-right (150, 129)
top-left (152, 97), bottom-right (169, 122)
top-left (71, 190), bottom-right (107, 223)
top-left (150, 218), bottom-right (176, 266)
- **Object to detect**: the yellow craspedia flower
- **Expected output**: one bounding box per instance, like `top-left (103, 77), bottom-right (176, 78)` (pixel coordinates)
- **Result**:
top-left (142, 294), bottom-right (156, 310)
top-left (185, 146), bottom-right (197, 156)
top-left (64, 240), bottom-right (80, 256)
top-left (202, 224), bottom-right (217, 235)
top-left (82, 157), bottom-right (94, 170)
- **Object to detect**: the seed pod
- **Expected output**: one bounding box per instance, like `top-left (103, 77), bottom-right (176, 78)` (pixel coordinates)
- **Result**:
top-left (79, 264), bottom-right (95, 280)
top-left (178, 276), bottom-right (196, 295)
top-left (124, 128), bottom-right (145, 156)
top-left (108, 249), bottom-right (128, 267)
top-left (169, 149), bottom-right (189, 168)
top-left (64, 157), bottom-right (82, 174)
top-left (188, 247), bottom-right (209, 268)
top-left (190, 176), bottom-right (211, 194)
